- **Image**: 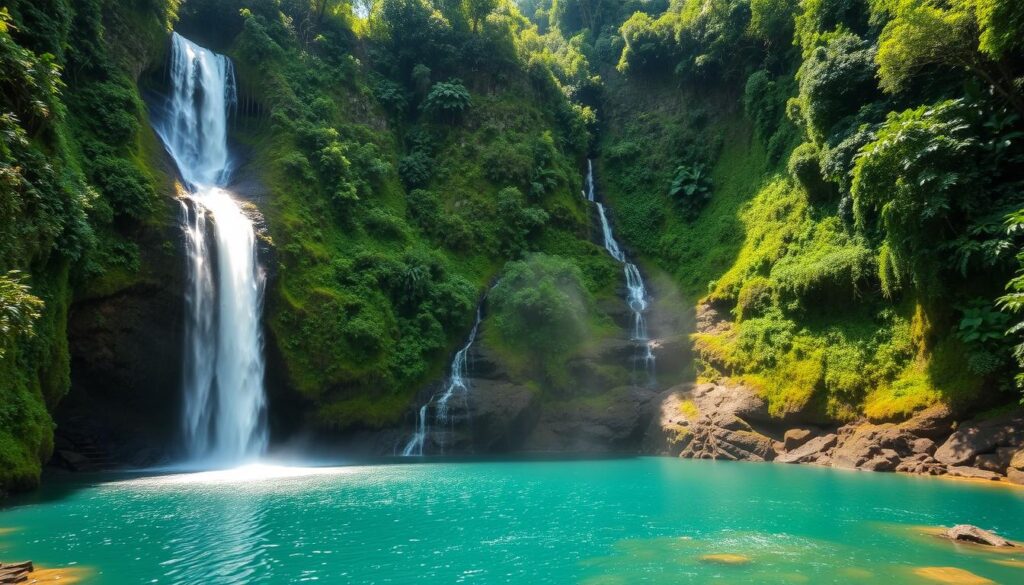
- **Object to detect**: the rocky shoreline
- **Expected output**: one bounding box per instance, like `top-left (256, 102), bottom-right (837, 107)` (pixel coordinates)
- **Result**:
top-left (645, 381), bottom-right (1024, 485)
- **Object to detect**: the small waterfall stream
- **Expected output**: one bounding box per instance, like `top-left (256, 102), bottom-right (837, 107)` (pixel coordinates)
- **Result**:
top-left (584, 160), bottom-right (656, 384)
top-left (156, 33), bottom-right (267, 463)
top-left (402, 306), bottom-right (483, 456)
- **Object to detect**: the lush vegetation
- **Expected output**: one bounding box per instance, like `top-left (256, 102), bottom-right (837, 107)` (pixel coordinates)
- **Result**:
top-left (3, 0), bottom-right (1023, 493)
top-left (0, 0), bottom-right (177, 491)
top-left (551, 0), bottom-right (1024, 419)
top-left (191, 0), bottom-right (624, 431)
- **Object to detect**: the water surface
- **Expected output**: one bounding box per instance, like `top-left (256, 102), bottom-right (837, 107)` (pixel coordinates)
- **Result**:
top-left (2, 458), bottom-right (1023, 584)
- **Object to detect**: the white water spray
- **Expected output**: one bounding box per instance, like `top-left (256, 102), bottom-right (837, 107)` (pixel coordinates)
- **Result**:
top-left (402, 306), bottom-right (483, 456)
top-left (584, 160), bottom-right (656, 384)
top-left (157, 33), bottom-right (267, 463)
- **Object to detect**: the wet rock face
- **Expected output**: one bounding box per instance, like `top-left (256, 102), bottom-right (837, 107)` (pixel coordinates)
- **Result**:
top-left (59, 198), bottom-right (186, 467)
top-left (524, 386), bottom-right (659, 452)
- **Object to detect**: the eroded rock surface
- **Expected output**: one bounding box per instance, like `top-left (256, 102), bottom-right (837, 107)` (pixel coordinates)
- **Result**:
top-left (645, 383), bottom-right (778, 461)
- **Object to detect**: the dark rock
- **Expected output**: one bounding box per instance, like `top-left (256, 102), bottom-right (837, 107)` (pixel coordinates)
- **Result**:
top-left (55, 450), bottom-right (89, 471)
top-left (934, 410), bottom-right (1024, 466)
top-left (525, 386), bottom-right (657, 452)
top-left (783, 428), bottom-right (813, 451)
top-left (942, 524), bottom-right (1015, 547)
top-left (776, 434), bottom-right (837, 464)
top-left (467, 380), bottom-right (541, 452)
top-left (899, 404), bottom-right (956, 439)
top-left (946, 466), bottom-right (1002, 481)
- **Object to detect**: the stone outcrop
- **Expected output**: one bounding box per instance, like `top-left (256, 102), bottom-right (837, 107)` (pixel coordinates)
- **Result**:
top-left (776, 434), bottom-right (836, 464)
top-left (898, 404), bottom-right (956, 440)
top-left (942, 525), bottom-right (1016, 547)
top-left (934, 411), bottom-right (1024, 466)
top-left (765, 404), bottom-right (1024, 481)
top-left (645, 383), bottom-right (778, 461)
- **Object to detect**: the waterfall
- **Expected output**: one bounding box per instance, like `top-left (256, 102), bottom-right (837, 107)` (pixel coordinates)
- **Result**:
top-left (402, 306), bottom-right (483, 456)
top-left (156, 32), bottom-right (267, 463)
top-left (584, 161), bottom-right (656, 384)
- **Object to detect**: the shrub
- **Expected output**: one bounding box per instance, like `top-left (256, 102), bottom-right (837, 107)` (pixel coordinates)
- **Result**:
top-left (398, 151), bottom-right (432, 188)
top-left (668, 164), bottom-right (713, 218)
top-left (421, 78), bottom-right (471, 121)
top-left (490, 253), bottom-right (590, 361)
top-left (787, 142), bottom-right (829, 200)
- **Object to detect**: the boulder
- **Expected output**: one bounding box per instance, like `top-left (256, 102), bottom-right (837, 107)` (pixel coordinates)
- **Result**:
top-left (831, 423), bottom-right (915, 470)
top-left (899, 404), bottom-right (956, 439)
top-left (784, 428), bottom-right (813, 451)
top-left (946, 466), bottom-right (1002, 481)
top-left (911, 437), bottom-right (937, 455)
top-left (860, 448), bottom-right (901, 472)
top-left (1007, 448), bottom-right (1024, 485)
top-left (776, 434), bottom-right (837, 464)
top-left (1008, 467), bottom-right (1024, 485)
top-left (934, 410), bottom-right (1024, 466)
top-left (974, 447), bottom-right (1016, 474)
top-left (942, 524), bottom-right (1015, 547)
top-left (895, 453), bottom-right (947, 475)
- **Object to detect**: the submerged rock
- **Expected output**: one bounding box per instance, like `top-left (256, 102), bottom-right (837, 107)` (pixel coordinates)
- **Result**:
top-left (698, 554), bottom-right (751, 565)
top-left (913, 567), bottom-right (994, 584)
top-left (941, 525), bottom-right (1015, 547)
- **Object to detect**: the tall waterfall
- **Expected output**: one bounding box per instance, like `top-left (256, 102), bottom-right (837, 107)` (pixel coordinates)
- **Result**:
top-left (157, 33), bottom-right (267, 463)
top-left (402, 306), bottom-right (483, 456)
top-left (584, 160), bottom-right (656, 384)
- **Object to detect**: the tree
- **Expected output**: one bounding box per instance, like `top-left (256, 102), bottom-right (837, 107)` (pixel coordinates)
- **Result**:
top-left (875, 0), bottom-right (1024, 116)
top-left (851, 100), bottom-right (982, 296)
top-left (998, 208), bottom-right (1024, 392)
top-left (490, 254), bottom-right (590, 359)
top-left (463, 0), bottom-right (497, 33)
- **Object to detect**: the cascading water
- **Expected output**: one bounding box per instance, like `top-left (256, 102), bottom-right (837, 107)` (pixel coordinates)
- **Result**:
top-left (157, 32), bottom-right (267, 463)
top-left (584, 160), bottom-right (656, 384)
top-left (402, 306), bottom-right (483, 456)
